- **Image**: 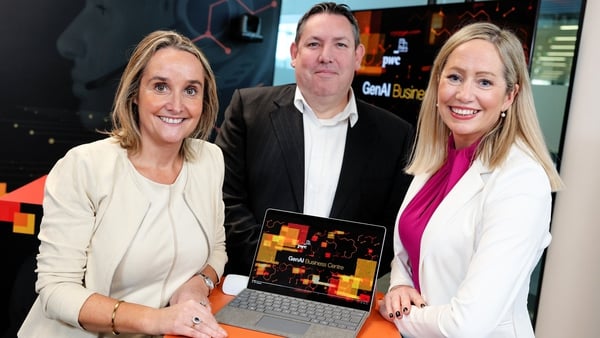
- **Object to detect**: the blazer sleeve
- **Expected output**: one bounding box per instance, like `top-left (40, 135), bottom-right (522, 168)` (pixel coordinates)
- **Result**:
top-left (35, 144), bottom-right (107, 328)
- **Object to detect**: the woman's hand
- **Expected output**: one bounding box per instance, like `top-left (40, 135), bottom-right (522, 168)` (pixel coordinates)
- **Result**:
top-left (378, 285), bottom-right (427, 321)
top-left (160, 299), bottom-right (227, 338)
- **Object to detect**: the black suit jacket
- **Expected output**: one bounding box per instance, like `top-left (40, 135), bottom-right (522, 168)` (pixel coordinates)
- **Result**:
top-left (215, 84), bottom-right (414, 277)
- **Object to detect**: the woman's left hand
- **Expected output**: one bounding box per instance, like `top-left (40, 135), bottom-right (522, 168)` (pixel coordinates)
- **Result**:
top-left (378, 284), bottom-right (426, 321)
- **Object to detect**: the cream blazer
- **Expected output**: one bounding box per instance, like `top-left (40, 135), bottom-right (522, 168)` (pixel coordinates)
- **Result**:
top-left (389, 144), bottom-right (552, 338)
top-left (18, 137), bottom-right (227, 338)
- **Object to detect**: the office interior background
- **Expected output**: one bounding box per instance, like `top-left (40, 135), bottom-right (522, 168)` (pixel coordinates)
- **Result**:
top-left (1, 0), bottom-right (598, 337)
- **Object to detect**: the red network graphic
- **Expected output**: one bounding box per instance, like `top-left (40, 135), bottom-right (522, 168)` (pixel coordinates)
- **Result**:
top-left (191, 0), bottom-right (278, 54)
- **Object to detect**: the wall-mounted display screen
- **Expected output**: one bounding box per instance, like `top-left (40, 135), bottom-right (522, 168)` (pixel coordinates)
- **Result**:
top-left (352, 0), bottom-right (539, 126)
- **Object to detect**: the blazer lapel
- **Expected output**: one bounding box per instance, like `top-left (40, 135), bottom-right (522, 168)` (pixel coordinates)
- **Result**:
top-left (420, 160), bottom-right (488, 258)
top-left (91, 170), bottom-right (149, 292)
top-left (270, 90), bottom-right (305, 211)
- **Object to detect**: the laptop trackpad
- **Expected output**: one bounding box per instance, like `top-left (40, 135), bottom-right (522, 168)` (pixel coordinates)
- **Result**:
top-left (257, 315), bottom-right (310, 335)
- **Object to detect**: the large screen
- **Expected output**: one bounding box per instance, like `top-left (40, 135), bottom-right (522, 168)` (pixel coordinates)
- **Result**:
top-left (352, 0), bottom-right (539, 126)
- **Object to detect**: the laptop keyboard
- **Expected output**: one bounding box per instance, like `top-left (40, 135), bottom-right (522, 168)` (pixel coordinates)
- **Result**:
top-left (228, 289), bottom-right (365, 330)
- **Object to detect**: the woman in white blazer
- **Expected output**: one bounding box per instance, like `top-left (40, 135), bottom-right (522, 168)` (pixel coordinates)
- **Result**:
top-left (18, 31), bottom-right (228, 338)
top-left (378, 22), bottom-right (564, 338)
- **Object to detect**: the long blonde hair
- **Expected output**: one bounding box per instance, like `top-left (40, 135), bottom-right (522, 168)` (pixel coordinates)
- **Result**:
top-left (407, 22), bottom-right (564, 191)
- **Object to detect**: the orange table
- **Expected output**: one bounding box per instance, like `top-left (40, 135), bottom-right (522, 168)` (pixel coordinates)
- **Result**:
top-left (166, 276), bottom-right (400, 338)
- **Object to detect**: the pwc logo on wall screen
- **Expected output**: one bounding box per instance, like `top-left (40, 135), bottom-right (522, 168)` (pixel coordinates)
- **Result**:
top-left (360, 37), bottom-right (425, 101)
top-left (382, 37), bottom-right (408, 69)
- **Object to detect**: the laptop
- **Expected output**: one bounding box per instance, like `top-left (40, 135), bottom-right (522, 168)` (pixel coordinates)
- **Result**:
top-left (215, 208), bottom-right (387, 338)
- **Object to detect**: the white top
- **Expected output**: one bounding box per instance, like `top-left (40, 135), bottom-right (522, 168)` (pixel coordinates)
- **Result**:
top-left (111, 162), bottom-right (209, 310)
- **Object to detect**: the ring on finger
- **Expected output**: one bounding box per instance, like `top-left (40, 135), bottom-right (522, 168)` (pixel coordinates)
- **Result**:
top-left (192, 316), bottom-right (202, 325)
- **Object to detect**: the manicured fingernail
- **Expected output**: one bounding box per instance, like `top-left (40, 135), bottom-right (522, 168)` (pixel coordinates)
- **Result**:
top-left (403, 307), bottom-right (408, 314)
top-left (420, 303), bottom-right (426, 308)
top-left (395, 311), bottom-right (401, 318)
top-left (389, 312), bottom-right (394, 318)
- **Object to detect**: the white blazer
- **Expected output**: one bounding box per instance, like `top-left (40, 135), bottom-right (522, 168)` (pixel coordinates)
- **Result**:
top-left (389, 144), bottom-right (552, 338)
top-left (18, 137), bottom-right (227, 338)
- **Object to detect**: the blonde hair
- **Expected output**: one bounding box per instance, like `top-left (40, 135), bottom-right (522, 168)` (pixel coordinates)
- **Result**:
top-left (407, 22), bottom-right (564, 191)
top-left (108, 30), bottom-right (219, 160)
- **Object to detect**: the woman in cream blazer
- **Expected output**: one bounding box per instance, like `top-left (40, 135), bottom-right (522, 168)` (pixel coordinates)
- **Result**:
top-left (18, 138), bottom-right (227, 337)
top-left (19, 30), bottom-right (228, 337)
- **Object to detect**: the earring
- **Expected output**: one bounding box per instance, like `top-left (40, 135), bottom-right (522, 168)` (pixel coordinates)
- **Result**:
top-left (501, 111), bottom-right (506, 118)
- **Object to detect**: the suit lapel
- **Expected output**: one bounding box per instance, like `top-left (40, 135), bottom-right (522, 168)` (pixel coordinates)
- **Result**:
top-left (330, 107), bottom-right (377, 218)
top-left (270, 89), bottom-right (305, 211)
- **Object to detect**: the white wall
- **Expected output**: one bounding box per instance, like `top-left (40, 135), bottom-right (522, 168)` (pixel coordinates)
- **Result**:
top-left (535, 0), bottom-right (600, 336)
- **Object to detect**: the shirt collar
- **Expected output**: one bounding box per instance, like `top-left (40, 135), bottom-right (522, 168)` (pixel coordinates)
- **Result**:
top-left (293, 87), bottom-right (359, 127)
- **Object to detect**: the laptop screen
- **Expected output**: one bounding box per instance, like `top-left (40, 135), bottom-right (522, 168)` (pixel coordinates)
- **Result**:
top-left (247, 208), bottom-right (387, 312)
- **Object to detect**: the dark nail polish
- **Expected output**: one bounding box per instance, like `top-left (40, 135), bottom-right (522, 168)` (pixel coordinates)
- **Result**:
top-left (395, 310), bottom-right (401, 318)
top-left (403, 307), bottom-right (408, 314)
top-left (389, 312), bottom-right (394, 318)
top-left (420, 303), bottom-right (426, 308)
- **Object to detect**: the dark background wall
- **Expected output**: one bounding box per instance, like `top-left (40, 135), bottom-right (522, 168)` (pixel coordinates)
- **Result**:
top-left (1, 0), bottom-right (281, 191)
top-left (0, 0), bottom-right (281, 336)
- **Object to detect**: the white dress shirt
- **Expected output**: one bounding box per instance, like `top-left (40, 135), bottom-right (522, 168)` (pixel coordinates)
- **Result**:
top-left (294, 87), bottom-right (358, 217)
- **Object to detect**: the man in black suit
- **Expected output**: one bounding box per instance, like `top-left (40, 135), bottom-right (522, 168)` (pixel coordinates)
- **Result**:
top-left (215, 2), bottom-right (414, 278)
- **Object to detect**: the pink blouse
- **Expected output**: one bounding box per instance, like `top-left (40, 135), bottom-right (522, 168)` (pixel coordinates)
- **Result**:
top-left (398, 135), bottom-right (479, 291)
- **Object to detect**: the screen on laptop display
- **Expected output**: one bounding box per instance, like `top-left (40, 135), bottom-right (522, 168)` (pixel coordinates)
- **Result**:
top-left (248, 209), bottom-right (386, 311)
